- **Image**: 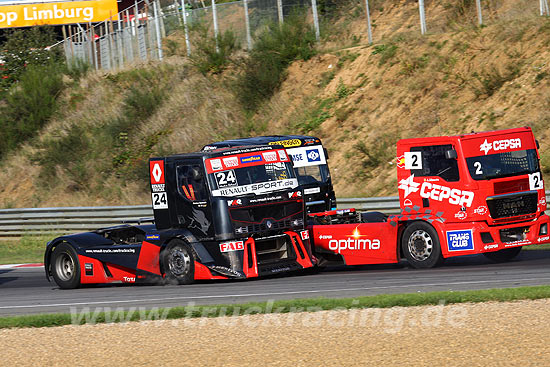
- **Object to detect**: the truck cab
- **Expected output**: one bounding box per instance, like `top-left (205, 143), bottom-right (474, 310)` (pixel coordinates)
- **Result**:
top-left (396, 127), bottom-right (548, 261)
top-left (202, 135), bottom-right (336, 213)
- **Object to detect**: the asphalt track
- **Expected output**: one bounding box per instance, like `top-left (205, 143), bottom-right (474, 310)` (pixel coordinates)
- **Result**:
top-left (2, 250), bottom-right (550, 317)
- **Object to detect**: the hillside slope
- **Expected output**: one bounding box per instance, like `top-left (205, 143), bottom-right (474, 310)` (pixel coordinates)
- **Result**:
top-left (0, 0), bottom-right (549, 207)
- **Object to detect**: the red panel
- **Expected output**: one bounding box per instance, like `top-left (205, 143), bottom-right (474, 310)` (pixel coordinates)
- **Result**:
top-left (137, 241), bottom-right (161, 275)
top-left (310, 223), bottom-right (399, 266)
top-left (243, 238), bottom-right (258, 278)
top-left (149, 160), bottom-right (165, 184)
top-left (78, 255), bottom-right (137, 284)
top-left (285, 231), bottom-right (313, 269)
top-left (194, 262), bottom-right (228, 280)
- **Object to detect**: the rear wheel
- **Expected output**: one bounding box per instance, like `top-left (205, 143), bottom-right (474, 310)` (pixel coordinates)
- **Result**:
top-left (51, 243), bottom-right (81, 289)
top-left (483, 246), bottom-right (522, 262)
top-left (161, 240), bottom-right (195, 285)
top-left (402, 222), bottom-right (445, 269)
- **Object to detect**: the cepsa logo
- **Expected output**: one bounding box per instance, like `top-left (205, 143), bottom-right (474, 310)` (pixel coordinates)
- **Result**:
top-left (479, 138), bottom-right (521, 155)
top-left (398, 175), bottom-right (475, 207)
top-left (220, 241), bottom-right (244, 252)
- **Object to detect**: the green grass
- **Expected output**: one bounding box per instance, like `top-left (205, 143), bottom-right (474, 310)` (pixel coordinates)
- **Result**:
top-left (0, 235), bottom-right (54, 264)
top-left (1, 285), bottom-right (550, 329)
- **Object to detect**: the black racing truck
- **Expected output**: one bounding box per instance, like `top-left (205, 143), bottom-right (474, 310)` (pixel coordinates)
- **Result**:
top-left (45, 145), bottom-right (315, 288)
top-left (203, 135), bottom-right (336, 213)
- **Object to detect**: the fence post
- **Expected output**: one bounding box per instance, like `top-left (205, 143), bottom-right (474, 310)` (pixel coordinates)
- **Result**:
top-left (211, 0), bottom-right (219, 52)
top-left (418, 0), bottom-right (427, 35)
top-left (364, 0), bottom-right (373, 44)
top-left (544, 0), bottom-right (550, 16)
top-left (311, 0), bottom-right (320, 41)
top-left (475, 0), bottom-right (483, 25)
top-left (118, 17), bottom-right (124, 68)
top-left (153, 0), bottom-right (164, 60)
top-left (277, 0), bottom-right (283, 25)
top-left (156, 0), bottom-right (166, 38)
top-left (181, 0), bottom-right (191, 56)
top-left (243, 0), bottom-right (252, 51)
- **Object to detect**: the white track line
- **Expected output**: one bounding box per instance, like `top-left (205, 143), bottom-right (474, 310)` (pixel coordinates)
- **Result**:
top-left (2, 277), bottom-right (550, 310)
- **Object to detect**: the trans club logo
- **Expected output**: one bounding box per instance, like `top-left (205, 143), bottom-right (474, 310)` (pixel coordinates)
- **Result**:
top-left (446, 230), bottom-right (474, 251)
top-left (240, 155), bottom-right (263, 164)
top-left (306, 149), bottom-right (321, 162)
top-left (150, 161), bottom-right (165, 184)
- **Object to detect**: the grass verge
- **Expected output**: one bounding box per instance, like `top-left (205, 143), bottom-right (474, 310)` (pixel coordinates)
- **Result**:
top-left (0, 235), bottom-right (54, 264)
top-left (1, 285), bottom-right (550, 329)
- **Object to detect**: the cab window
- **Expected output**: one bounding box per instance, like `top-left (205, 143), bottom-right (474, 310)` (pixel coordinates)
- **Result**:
top-left (176, 165), bottom-right (208, 201)
top-left (410, 144), bottom-right (459, 182)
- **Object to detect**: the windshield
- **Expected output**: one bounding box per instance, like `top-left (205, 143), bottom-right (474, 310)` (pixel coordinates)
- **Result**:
top-left (466, 149), bottom-right (539, 180)
top-left (209, 161), bottom-right (298, 197)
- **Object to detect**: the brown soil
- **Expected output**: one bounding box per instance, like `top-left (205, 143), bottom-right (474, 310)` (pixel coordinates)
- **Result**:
top-left (1, 299), bottom-right (549, 366)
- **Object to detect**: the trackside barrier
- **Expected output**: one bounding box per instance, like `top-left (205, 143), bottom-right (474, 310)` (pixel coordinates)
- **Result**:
top-left (1, 191), bottom-right (549, 238)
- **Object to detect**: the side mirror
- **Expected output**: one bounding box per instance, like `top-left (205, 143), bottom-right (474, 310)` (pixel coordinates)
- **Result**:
top-left (445, 149), bottom-right (458, 159)
top-left (536, 140), bottom-right (540, 150)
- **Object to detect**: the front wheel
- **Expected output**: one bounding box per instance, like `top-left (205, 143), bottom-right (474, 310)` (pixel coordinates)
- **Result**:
top-left (161, 240), bottom-right (195, 285)
top-left (51, 243), bottom-right (81, 289)
top-left (483, 246), bottom-right (522, 262)
top-left (401, 222), bottom-right (444, 269)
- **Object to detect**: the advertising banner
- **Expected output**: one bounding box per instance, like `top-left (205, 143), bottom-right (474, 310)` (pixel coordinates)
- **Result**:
top-left (0, 0), bottom-right (119, 28)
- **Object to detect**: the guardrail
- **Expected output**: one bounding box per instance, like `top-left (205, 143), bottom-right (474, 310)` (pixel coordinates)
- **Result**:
top-left (1, 191), bottom-right (549, 238)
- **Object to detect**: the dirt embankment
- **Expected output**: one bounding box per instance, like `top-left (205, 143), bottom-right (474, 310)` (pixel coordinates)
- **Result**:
top-left (1, 299), bottom-right (549, 366)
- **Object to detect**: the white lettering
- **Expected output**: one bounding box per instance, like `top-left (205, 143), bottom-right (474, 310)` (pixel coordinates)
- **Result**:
top-left (418, 182), bottom-right (474, 207)
top-left (328, 238), bottom-right (381, 253)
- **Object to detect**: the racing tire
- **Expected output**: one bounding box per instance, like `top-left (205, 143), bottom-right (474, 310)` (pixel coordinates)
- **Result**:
top-left (161, 240), bottom-right (195, 285)
top-left (402, 222), bottom-right (445, 269)
top-left (51, 243), bottom-right (81, 289)
top-left (483, 246), bottom-right (522, 262)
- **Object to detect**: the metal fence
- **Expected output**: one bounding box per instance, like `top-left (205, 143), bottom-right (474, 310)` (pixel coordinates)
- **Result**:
top-left (2, 191), bottom-right (549, 238)
top-left (59, 0), bottom-right (550, 71)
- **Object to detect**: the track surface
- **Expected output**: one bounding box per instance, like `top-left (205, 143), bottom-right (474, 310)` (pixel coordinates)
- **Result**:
top-left (2, 250), bottom-right (550, 317)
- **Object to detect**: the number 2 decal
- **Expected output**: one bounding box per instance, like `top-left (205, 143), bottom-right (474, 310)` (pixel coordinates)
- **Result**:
top-left (404, 152), bottom-right (422, 170)
top-left (529, 172), bottom-right (543, 190)
top-left (473, 161), bottom-right (483, 175)
top-left (152, 192), bottom-right (168, 209)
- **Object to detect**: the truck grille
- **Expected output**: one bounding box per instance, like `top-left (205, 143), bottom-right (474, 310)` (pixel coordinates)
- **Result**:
top-left (235, 218), bottom-right (303, 234)
top-left (486, 191), bottom-right (538, 219)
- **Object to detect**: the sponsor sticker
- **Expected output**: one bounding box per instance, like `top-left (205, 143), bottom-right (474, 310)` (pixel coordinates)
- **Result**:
top-left (269, 139), bottom-right (302, 148)
top-left (300, 230), bottom-right (310, 241)
top-left (479, 138), bottom-right (522, 155)
top-left (210, 159), bottom-right (223, 171)
top-left (85, 263), bottom-right (93, 276)
top-left (447, 230), bottom-right (474, 251)
top-left (223, 157), bottom-right (239, 168)
top-left (211, 178), bottom-right (298, 197)
top-left (150, 160), bottom-right (165, 184)
top-left (262, 151), bottom-right (278, 162)
top-left (398, 174), bottom-right (474, 207)
top-left (538, 236), bottom-right (550, 243)
top-left (278, 150), bottom-right (288, 161)
top-left (396, 155), bottom-right (406, 168)
top-left (220, 241), bottom-right (244, 252)
top-left (454, 211), bottom-right (467, 220)
top-left (240, 155), bottom-right (263, 164)
top-left (474, 206), bottom-right (488, 215)
top-left (146, 234), bottom-right (160, 240)
top-left (304, 187), bottom-right (321, 195)
top-left (484, 244), bottom-right (499, 250)
top-left (151, 184), bottom-right (165, 193)
top-left (328, 237), bottom-right (381, 253)
top-left (286, 146), bottom-right (326, 168)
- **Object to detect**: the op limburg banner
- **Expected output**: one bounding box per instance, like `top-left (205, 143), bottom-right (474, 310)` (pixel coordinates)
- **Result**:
top-left (0, 0), bottom-right (118, 28)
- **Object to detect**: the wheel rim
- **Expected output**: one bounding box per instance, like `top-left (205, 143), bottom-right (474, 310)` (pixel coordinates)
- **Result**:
top-left (55, 253), bottom-right (75, 281)
top-left (168, 247), bottom-right (191, 276)
top-left (407, 229), bottom-right (433, 261)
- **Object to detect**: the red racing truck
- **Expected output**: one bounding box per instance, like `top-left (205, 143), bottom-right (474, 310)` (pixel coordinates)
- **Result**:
top-left (310, 127), bottom-right (549, 268)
